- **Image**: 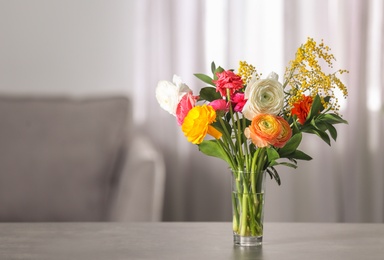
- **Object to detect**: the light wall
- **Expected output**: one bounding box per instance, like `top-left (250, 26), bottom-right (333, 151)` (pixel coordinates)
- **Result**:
top-left (0, 0), bottom-right (133, 96)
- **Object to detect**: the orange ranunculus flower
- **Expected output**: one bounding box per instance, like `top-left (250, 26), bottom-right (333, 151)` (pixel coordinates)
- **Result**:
top-left (291, 95), bottom-right (313, 124)
top-left (244, 114), bottom-right (282, 148)
top-left (273, 116), bottom-right (292, 148)
top-left (181, 105), bottom-right (222, 144)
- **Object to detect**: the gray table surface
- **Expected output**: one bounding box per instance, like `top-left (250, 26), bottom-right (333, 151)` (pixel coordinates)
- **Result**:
top-left (0, 222), bottom-right (383, 260)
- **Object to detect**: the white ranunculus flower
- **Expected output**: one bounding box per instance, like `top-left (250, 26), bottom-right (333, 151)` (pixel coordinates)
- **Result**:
top-left (242, 72), bottom-right (284, 120)
top-left (156, 75), bottom-right (192, 116)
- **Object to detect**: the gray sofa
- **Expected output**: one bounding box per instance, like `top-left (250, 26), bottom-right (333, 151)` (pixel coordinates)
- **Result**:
top-left (0, 95), bottom-right (165, 222)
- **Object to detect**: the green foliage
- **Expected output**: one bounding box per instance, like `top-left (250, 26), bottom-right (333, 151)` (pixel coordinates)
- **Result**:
top-left (266, 147), bottom-right (280, 166)
top-left (278, 133), bottom-right (302, 157)
top-left (212, 120), bottom-right (232, 137)
top-left (210, 61), bottom-right (224, 80)
top-left (288, 150), bottom-right (312, 160)
top-left (299, 113), bottom-right (348, 146)
top-left (306, 95), bottom-right (323, 122)
top-left (194, 74), bottom-right (214, 86)
top-left (198, 140), bottom-right (232, 166)
top-left (267, 167), bottom-right (281, 185)
top-left (290, 94), bottom-right (348, 146)
top-left (320, 113), bottom-right (348, 124)
top-left (199, 87), bottom-right (222, 102)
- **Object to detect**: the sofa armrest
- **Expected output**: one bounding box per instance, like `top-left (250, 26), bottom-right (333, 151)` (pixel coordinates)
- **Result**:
top-left (109, 134), bottom-right (165, 221)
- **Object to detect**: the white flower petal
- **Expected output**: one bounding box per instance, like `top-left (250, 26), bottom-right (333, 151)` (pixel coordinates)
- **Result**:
top-left (242, 72), bottom-right (284, 119)
top-left (156, 80), bottom-right (179, 116)
top-left (267, 71), bottom-right (279, 80)
top-left (173, 74), bottom-right (191, 95)
top-left (156, 75), bottom-right (193, 116)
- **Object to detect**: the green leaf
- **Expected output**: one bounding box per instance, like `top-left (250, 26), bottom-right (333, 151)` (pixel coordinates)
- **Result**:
top-left (288, 157), bottom-right (298, 164)
top-left (199, 87), bottom-right (222, 102)
top-left (268, 160), bottom-right (278, 167)
top-left (198, 140), bottom-right (232, 165)
top-left (213, 67), bottom-right (224, 80)
top-left (303, 128), bottom-right (331, 146)
top-left (278, 162), bottom-right (298, 169)
top-left (311, 119), bottom-right (327, 132)
top-left (288, 150), bottom-right (312, 160)
top-left (267, 167), bottom-right (281, 186)
top-left (323, 121), bottom-right (337, 141)
top-left (306, 95), bottom-right (322, 122)
top-left (278, 133), bottom-right (302, 157)
top-left (292, 117), bottom-right (301, 135)
top-left (211, 62), bottom-right (216, 74)
top-left (194, 73), bottom-right (215, 86)
top-left (316, 129), bottom-right (331, 145)
top-left (323, 96), bottom-right (331, 103)
top-left (249, 143), bottom-right (256, 155)
top-left (212, 120), bottom-right (231, 136)
top-left (321, 113), bottom-right (348, 125)
top-left (225, 111), bottom-right (232, 122)
top-left (266, 147), bottom-right (280, 162)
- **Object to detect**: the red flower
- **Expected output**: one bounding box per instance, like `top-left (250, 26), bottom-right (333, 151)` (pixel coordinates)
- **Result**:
top-left (231, 92), bottom-right (247, 112)
top-left (209, 99), bottom-right (229, 112)
top-left (213, 70), bottom-right (244, 97)
top-left (291, 95), bottom-right (313, 124)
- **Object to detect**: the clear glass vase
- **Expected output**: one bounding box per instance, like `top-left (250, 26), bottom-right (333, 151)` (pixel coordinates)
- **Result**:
top-left (231, 169), bottom-right (266, 246)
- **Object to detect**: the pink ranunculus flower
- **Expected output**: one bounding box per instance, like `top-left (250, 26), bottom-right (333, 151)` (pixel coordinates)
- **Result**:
top-left (213, 70), bottom-right (244, 97)
top-left (231, 92), bottom-right (247, 112)
top-left (176, 92), bottom-right (198, 126)
top-left (209, 99), bottom-right (229, 112)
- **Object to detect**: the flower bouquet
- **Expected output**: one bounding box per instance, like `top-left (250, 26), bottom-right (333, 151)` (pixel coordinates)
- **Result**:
top-left (156, 38), bottom-right (348, 246)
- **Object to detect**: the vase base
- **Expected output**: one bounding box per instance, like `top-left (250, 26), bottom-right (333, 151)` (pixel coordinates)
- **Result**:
top-left (233, 234), bottom-right (262, 246)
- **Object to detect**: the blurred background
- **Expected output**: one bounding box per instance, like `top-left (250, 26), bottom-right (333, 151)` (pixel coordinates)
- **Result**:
top-left (0, 0), bottom-right (383, 222)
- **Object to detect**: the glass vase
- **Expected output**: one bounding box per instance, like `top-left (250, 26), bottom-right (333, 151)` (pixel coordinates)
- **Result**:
top-left (231, 169), bottom-right (266, 246)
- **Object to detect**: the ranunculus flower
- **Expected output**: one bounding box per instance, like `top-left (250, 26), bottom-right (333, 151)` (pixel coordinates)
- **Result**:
top-left (273, 116), bottom-right (292, 148)
top-left (291, 95), bottom-right (313, 124)
top-left (176, 92), bottom-right (198, 126)
top-left (181, 105), bottom-right (222, 144)
top-left (242, 72), bottom-right (284, 120)
top-left (209, 99), bottom-right (228, 112)
top-left (213, 70), bottom-right (244, 97)
top-left (156, 75), bottom-right (192, 116)
top-left (244, 114), bottom-right (282, 148)
top-left (231, 92), bottom-right (246, 112)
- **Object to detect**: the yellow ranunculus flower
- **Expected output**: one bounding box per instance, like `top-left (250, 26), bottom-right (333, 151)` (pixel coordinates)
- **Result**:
top-left (181, 105), bottom-right (222, 144)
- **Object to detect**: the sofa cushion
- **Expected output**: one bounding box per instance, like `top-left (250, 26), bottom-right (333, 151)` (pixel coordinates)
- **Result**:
top-left (0, 96), bottom-right (130, 221)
